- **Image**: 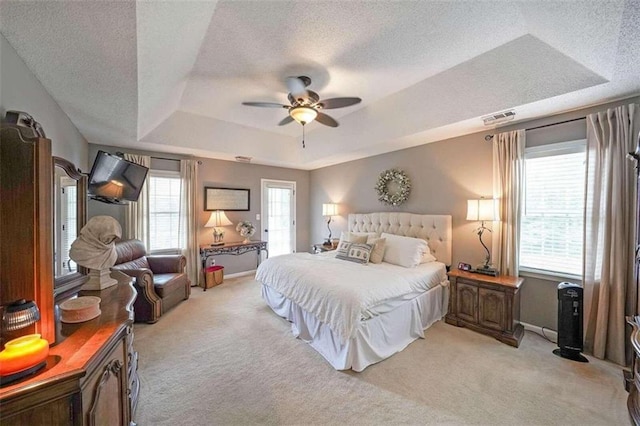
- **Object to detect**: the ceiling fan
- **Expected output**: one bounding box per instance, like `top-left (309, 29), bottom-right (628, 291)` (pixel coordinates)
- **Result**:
top-left (242, 76), bottom-right (361, 147)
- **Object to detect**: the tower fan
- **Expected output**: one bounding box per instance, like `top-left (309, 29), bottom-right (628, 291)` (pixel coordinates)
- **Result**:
top-left (553, 282), bottom-right (588, 362)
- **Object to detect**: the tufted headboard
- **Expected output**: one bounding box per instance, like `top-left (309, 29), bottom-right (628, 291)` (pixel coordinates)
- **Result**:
top-left (348, 212), bottom-right (452, 266)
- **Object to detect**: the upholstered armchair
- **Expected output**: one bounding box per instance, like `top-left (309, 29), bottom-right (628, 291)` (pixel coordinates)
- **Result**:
top-left (111, 239), bottom-right (190, 323)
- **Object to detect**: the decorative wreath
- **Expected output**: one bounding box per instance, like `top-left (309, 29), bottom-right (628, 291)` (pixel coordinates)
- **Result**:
top-left (375, 169), bottom-right (411, 206)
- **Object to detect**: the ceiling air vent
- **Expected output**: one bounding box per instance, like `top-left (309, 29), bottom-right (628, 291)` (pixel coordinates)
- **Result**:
top-left (482, 110), bottom-right (516, 126)
top-left (235, 156), bottom-right (252, 163)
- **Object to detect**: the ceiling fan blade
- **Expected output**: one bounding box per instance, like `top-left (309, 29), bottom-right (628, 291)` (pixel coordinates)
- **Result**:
top-left (278, 115), bottom-right (295, 126)
top-left (242, 102), bottom-right (288, 108)
top-left (318, 97), bottom-right (362, 109)
top-left (286, 76), bottom-right (307, 96)
top-left (315, 112), bottom-right (339, 127)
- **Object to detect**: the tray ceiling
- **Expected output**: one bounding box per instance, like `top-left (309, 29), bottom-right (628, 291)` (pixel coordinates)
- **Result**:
top-left (1, 0), bottom-right (638, 169)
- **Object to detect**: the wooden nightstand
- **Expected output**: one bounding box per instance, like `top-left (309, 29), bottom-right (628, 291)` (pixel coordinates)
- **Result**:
top-left (312, 243), bottom-right (335, 254)
top-left (446, 269), bottom-right (524, 347)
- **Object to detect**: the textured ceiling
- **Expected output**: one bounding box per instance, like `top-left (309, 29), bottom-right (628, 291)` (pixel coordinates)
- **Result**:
top-left (1, 0), bottom-right (639, 170)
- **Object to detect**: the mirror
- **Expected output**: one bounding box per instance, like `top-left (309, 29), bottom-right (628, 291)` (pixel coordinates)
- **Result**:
top-left (53, 156), bottom-right (88, 300)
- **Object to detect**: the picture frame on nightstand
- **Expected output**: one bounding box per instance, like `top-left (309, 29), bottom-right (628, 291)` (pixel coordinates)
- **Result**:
top-left (457, 262), bottom-right (472, 271)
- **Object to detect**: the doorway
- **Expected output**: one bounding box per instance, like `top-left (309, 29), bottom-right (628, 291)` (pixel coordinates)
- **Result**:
top-left (261, 179), bottom-right (296, 257)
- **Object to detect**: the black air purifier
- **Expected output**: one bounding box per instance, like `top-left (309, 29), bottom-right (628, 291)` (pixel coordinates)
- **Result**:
top-left (553, 282), bottom-right (588, 362)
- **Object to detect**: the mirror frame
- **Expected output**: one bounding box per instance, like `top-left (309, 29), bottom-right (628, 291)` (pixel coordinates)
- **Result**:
top-left (53, 156), bottom-right (88, 301)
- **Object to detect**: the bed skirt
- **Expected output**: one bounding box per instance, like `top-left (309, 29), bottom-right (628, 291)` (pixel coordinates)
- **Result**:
top-left (261, 283), bottom-right (449, 372)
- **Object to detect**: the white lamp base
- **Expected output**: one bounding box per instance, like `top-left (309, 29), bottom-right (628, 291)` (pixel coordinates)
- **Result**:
top-left (82, 269), bottom-right (118, 291)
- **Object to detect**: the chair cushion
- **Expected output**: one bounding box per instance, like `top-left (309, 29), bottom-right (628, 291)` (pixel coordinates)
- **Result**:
top-left (114, 239), bottom-right (147, 265)
top-left (112, 257), bottom-right (150, 270)
top-left (153, 273), bottom-right (188, 298)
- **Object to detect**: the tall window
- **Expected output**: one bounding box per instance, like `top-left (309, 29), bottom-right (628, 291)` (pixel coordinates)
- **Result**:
top-left (148, 170), bottom-right (182, 252)
top-left (519, 140), bottom-right (586, 276)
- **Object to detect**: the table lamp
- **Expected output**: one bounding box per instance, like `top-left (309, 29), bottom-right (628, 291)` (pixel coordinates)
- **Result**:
top-left (205, 210), bottom-right (233, 246)
top-left (466, 198), bottom-right (499, 276)
top-left (322, 203), bottom-right (339, 245)
top-left (0, 299), bottom-right (49, 386)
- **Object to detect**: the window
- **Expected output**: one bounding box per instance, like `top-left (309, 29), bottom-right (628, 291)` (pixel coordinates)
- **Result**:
top-left (519, 140), bottom-right (586, 276)
top-left (148, 170), bottom-right (182, 252)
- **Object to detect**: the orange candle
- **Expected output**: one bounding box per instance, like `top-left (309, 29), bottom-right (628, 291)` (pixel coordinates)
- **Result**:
top-left (0, 334), bottom-right (49, 376)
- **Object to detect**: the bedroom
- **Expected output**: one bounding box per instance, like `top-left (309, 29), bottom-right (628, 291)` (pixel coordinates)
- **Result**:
top-left (0, 0), bottom-right (639, 424)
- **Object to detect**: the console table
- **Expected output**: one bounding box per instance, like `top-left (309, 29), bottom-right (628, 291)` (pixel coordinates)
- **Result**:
top-left (200, 240), bottom-right (268, 271)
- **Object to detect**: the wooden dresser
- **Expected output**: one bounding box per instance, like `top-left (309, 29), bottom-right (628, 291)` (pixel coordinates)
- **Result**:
top-left (625, 133), bottom-right (640, 425)
top-left (446, 269), bottom-right (524, 347)
top-left (0, 276), bottom-right (139, 425)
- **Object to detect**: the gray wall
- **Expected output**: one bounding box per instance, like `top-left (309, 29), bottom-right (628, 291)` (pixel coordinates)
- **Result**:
top-left (0, 34), bottom-right (88, 169)
top-left (310, 95), bottom-right (640, 331)
top-left (88, 144), bottom-right (310, 276)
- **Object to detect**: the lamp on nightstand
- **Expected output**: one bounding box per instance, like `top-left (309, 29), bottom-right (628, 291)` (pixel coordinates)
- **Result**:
top-left (322, 203), bottom-right (339, 245)
top-left (467, 198), bottom-right (499, 276)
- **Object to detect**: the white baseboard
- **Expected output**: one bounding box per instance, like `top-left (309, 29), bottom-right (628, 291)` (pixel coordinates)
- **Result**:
top-left (521, 321), bottom-right (557, 343)
top-left (224, 270), bottom-right (256, 279)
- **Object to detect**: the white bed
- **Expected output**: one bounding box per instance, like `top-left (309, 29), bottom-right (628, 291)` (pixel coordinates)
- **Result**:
top-left (256, 212), bottom-right (452, 372)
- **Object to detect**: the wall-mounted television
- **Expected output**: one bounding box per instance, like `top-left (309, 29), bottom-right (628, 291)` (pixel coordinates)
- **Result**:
top-left (88, 151), bottom-right (149, 204)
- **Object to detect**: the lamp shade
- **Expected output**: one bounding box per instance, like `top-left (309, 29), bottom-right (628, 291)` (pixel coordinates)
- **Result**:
top-left (289, 106), bottom-right (318, 124)
top-left (322, 203), bottom-right (338, 216)
top-left (466, 199), bottom-right (499, 222)
top-left (205, 210), bottom-right (233, 228)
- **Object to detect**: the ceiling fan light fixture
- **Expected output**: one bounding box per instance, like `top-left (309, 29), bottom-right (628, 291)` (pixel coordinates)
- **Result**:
top-left (289, 106), bottom-right (317, 125)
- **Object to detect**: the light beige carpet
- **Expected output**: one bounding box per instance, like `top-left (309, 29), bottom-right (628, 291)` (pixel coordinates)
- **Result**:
top-left (133, 276), bottom-right (628, 425)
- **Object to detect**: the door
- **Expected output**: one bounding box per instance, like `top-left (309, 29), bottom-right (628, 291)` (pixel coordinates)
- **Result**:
top-left (261, 179), bottom-right (296, 257)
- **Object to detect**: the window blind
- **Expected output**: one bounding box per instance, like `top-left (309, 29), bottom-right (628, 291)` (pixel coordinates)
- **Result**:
top-left (148, 172), bottom-right (181, 252)
top-left (520, 141), bottom-right (586, 276)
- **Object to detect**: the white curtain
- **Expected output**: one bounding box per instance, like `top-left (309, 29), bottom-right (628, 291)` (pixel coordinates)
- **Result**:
top-left (123, 153), bottom-right (151, 244)
top-left (179, 159), bottom-right (200, 287)
top-left (583, 103), bottom-right (638, 365)
top-left (492, 130), bottom-right (525, 277)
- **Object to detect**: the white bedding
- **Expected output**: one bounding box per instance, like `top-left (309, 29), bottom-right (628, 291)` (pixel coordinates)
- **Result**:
top-left (255, 251), bottom-right (447, 343)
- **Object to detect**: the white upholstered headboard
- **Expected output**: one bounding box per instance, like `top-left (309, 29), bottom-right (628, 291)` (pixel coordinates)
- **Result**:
top-left (348, 212), bottom-right (452, 266)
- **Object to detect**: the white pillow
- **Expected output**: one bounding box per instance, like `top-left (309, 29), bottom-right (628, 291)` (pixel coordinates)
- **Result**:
top-left (421, 251), bottom-right (437, 263)
top-left (380, 233), bottom-right (428, 268)
top-left (420, 240), bottom-right (437, 263)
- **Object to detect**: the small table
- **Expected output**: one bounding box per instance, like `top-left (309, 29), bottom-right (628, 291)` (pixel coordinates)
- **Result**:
top-left (200, 240), bottom-right (269, 271)
top-left (446, 269), bottom-right (524, 347)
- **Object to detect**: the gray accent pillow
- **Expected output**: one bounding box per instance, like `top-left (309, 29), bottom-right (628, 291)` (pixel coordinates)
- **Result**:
top-left (335, 242), bottom-right (373, 264)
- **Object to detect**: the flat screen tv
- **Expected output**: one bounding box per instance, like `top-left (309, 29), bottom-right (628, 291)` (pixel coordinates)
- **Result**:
top-left (88, 151), bottom-right (149, 204)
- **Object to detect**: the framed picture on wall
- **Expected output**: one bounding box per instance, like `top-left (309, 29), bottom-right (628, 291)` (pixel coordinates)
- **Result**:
top-left (205, 187), bottom-right (250, 211)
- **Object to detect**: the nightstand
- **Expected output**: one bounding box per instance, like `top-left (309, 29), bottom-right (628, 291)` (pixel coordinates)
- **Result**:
top-left (445, 269), bottom-right (524, 347)
top-left (312, 243), bottom-right (335, 254)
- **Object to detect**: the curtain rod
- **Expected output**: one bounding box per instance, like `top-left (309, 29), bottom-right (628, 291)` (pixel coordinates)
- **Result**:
top-left (115, 151), bottom-right (202, 164)
top-left (484, 116), bottom-right (586, 141)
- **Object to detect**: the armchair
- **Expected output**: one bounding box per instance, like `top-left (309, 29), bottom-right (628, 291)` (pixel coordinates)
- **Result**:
top-left (112, 239), bottom-right (190, 323)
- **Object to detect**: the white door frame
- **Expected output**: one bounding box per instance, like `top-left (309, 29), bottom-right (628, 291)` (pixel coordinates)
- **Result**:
top-left (260, 179), bottom-right (297, 254)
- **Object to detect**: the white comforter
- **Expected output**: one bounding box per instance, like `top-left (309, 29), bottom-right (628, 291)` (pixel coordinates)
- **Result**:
top-left (255, 252), bottom-right (447, 342)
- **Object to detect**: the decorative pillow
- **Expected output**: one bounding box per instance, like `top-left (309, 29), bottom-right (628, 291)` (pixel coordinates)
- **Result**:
top-left (352, 231), bottom-right (378, 239)
top-left (380, 233), bottom-right (428, 268)
top-left (366, 237), bottom-right (386, 264)
top-left (338, 231), bottom-right (368, 244)
top-left (421, 252), bottom-right (437, 263)
top-left (420, 241), bottom-right (437, 263)
top-left (335, 242), bottom-right (373, 264)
